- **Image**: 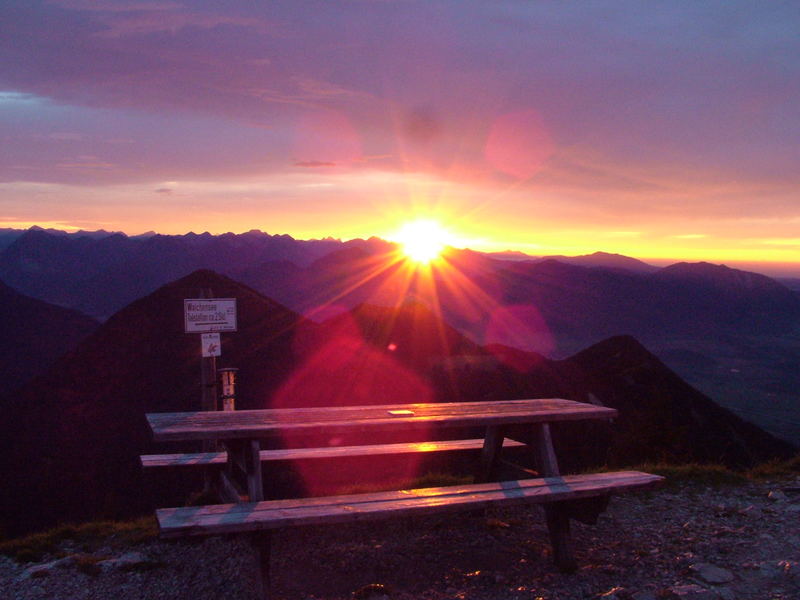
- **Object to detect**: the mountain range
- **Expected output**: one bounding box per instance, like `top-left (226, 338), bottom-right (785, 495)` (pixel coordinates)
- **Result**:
top-left (0, 269), bottom-right (794, 536)
top-left (1, 228), bottom-right (798, 446)
top-left (486, 250), bottom-right (660, 274)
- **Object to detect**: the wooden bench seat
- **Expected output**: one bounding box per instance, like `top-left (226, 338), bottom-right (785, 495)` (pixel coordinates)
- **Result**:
top-left (140, 438), bottom-right (525, 468)
top-left (156, 470), bottom-right (662, 538)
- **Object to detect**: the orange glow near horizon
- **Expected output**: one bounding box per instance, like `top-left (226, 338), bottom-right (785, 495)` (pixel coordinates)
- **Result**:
top-left (6, 167), bottom-right (795, 274)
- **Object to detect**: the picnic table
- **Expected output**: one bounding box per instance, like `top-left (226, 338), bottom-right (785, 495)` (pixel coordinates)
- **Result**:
top-left (144, 398), bottom-right (663, 598)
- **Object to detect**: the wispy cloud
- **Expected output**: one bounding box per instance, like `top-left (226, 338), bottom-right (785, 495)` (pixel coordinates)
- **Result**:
top-left (92, 12), bottom-right (266, 38)
top-left (294, 161), bottom-right (337, 168)
top-left (48, 1), bottom-right (183, 12)
top-left (759, 238), bottom-right (800, 247)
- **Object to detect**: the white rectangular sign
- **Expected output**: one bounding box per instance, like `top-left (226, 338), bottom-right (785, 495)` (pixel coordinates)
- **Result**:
top-left (201, 332), bottom-right (221, 357)
top-left (184, 298), bottom-right (238, 333)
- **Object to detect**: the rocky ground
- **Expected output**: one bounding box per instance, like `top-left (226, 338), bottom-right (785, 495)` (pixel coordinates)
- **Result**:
top-left (3, 477), bottom-right (799, 600)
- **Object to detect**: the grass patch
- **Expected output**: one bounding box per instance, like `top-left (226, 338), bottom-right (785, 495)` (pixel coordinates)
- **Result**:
top-left (637, 462), bottom-right (748, 487)
top-left (607, 454), bottom-right (800, 488)
top-left (745, 454), bottom-right (800, 480)
top-left (0, 517), bottom-right (158, 564)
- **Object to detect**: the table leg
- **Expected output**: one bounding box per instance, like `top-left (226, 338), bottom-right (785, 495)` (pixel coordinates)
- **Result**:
top-left (245, 439), bottom-right (264, 502)
top-left (222, 439), bottom-right (264, 502)
top-left (545, 504), bottom-right (577, 572)
top-left (477, 425), bottom-right (505, 483)
top-left (533, 423), bottom-right (559, 477)
top-left (533, 423), bottom-right (577, 572)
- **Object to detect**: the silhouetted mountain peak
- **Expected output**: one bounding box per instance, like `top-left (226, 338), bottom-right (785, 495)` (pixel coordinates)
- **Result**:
top-left (656, 261), bottom-right (784, 290)
top-left (483, 343), bottom-right (548, 372)
top-left (561, 334), bottom-right (796, 468)
top-left (99, 269), bottom-right (300, 341)
top-left (169, 268), bottom-right (237, 290)
top-left (540, 251), bottom-right (658, 273)
top-left (568, 335), bottom-right (663, 373)
top-left (28, 225), bottom-right (67, 236)
top-left (528, 258), bottom-right (592, 277)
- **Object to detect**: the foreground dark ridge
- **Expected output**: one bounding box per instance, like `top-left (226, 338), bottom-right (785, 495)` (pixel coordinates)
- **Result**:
top-left (1, 269), bottom-right (793, 538)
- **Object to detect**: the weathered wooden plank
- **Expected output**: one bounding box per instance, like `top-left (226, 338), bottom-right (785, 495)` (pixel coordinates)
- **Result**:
top-left (141, 452), bottom-right (228, 467)
top-left (149, 398), bottom-right (615, 431)
top-left (260, 438), bottom-right (526, 460)
top-left (140, 439), bottom-right (527, 468)
top-left (156, 471), bottom-right (663, 537)
top-left (160, 470), bottom-right (661, 516)
top-left (147, 398), bottom-right (617, 442)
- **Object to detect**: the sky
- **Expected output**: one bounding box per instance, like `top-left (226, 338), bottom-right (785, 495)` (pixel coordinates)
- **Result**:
top-left (1, 1), bottom-right (799, 275)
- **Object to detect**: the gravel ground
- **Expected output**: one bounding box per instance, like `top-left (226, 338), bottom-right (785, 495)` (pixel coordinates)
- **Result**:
top-left (3, 477), bottom-right (800, 600)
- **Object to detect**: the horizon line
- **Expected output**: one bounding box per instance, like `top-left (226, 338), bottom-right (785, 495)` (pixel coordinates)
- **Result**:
top-left (3, 224), bottom-right (799, 279)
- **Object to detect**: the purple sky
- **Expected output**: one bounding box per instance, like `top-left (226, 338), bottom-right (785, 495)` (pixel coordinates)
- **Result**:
top-left (1, 1), bottom-right (798, 273)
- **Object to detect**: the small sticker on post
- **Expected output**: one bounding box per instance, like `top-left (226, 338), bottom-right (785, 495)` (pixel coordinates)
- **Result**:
top-left (388, 410), bottom-right (414, 416)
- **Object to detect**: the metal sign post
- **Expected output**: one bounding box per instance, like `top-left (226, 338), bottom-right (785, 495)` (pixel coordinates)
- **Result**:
top-left (184, 295), bottom-right (238, 489)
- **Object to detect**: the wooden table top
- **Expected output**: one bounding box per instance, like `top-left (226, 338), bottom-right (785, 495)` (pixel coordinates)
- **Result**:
top-left (147, 398), bottom-right (616, 442)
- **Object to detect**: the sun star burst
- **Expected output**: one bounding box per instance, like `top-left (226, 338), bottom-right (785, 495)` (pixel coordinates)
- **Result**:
top-left (394, 219), bottom-right (453, 264)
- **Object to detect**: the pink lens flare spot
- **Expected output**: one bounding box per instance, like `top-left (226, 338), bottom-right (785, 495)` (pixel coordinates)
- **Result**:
top-left (485, 304), bottom-right (555, 361)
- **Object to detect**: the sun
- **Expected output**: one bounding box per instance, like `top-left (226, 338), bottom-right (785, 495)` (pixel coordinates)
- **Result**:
top-left (393, 219), bottom-right (454, 264)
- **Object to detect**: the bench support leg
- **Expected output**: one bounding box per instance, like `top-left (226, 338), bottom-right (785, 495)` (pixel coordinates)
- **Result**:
top-left (251, 533), bottom-right (272, 600)
top-left (477, 425), bottom-right (505, 483)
